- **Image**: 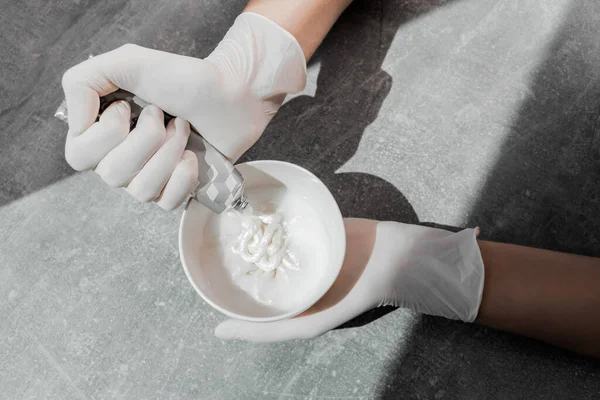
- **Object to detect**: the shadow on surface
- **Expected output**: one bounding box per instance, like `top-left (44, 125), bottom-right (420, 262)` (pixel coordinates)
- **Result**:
top-left (380, 1), bottom-right (600, 399)
top-left (380, 315), bottom-right (600, 400)
top-left (466, 4), bottom-right (600, 257)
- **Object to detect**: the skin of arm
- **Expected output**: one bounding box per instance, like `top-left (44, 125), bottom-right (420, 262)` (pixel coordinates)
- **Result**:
top-left (476, 240), bottom-right (600, 358)
top-left (244, 0), bottom-right (353, 60)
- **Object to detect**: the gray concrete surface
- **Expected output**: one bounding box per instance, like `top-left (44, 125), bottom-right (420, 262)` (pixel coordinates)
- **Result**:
top-left (1, 0), bottom-right (600, 398)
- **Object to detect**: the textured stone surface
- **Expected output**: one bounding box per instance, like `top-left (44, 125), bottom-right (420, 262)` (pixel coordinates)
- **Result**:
top-left (1, 0), bottom-right (600, 399)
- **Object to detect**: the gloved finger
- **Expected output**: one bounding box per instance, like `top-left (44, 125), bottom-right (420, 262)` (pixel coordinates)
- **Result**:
top-left (214, 298), bottom-right (372, 343)
top-left (64, 101), bottom-right (131, 171)
top-left (62, 44), bottom-right (205, 134)
top-left (61, 44), bottom-right (145, 134)
top-left (94, 105), bottom-right (166, 187)
top-left (126, 117), bottom-right (190, 203)
top-left (156, 150), bottom-right (198, 210)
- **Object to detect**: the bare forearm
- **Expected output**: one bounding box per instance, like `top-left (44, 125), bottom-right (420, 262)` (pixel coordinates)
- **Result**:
top-left (476, 240), bottom-right (600, 358)
top-left (245, 0), bottom-right (353, 60)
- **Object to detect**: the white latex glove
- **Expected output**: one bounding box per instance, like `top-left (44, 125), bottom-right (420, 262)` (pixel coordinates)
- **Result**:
top-left (215, 218), bottom-right (485, 342)
top-left (61, 12), bottom-right (306, 209)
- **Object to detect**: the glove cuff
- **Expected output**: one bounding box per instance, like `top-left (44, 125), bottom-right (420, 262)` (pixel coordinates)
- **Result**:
top-left (208, 12), bottom-right (307, 101)
top-left (375, 222), bottom-right (485, 323)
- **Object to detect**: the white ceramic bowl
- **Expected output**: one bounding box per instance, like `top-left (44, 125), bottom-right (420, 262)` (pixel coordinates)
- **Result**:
top-left (179, 160), bottom-right (346, 322)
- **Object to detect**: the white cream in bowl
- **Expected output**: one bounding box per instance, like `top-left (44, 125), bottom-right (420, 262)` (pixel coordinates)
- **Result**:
top-left (179, 161), bottom-right (345, 322)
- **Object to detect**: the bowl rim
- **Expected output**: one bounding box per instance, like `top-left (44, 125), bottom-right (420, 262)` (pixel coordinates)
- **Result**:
top-left (179, 160), bottom-right (346, 322)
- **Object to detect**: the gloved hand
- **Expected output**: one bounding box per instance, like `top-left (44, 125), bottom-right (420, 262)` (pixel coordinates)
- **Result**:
top-left (215, 218), bottom-right (485, 342)
top-left (61, 12), bottom-right (306, 209)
